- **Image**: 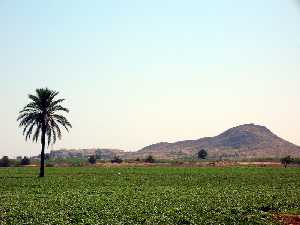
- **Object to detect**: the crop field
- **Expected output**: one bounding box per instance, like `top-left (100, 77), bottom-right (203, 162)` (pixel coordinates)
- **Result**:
top-left (0, 167), bottom-right (299, 225)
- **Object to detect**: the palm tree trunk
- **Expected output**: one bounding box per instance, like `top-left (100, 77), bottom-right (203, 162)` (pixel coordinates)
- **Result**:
top-left (39, 128), bottom-right (46, 177)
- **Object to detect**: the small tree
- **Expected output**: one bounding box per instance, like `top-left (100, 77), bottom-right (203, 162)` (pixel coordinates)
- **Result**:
top-left (135, 158), bottom-right (141, 162)
top-left (88, 155), bottom-right (97, 164)
top-left (45, 153), bottom-right (51, 160)
top-left (0, 156), bottom-right (10, 167)
top-left (20, 156), bottom-right (31, 166)
top-left (144, 155), bottom-right (155, 163)
top-left (111, 156), bottom-right (123, 164)
top-left (198, 149), bottom-right (208, 160)
top-left (281, 156), bottom-right (293, 168)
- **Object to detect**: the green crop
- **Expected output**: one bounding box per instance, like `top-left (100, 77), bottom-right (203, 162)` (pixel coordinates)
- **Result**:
top-left (0, 167), bottom-right (299, 224)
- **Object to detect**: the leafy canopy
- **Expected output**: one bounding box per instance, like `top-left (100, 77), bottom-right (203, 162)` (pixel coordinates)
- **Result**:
top-left (198, 149), bottom-right (208, 159)
top-left (17, 88), bottom-right (72, 145)
top-left (281, 156), bottom-right (293, 165)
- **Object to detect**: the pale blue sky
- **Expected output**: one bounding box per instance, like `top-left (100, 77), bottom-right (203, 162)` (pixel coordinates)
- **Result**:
top-left (1, 1), bottom-right (300, 157)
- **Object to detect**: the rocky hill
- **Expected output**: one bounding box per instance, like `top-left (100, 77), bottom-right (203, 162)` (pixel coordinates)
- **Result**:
top-left (131, 124), bottom-right (300, 159)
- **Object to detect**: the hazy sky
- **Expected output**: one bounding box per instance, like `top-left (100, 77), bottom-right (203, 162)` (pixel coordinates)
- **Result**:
top-left (1, 0), bottom-right (300, 157)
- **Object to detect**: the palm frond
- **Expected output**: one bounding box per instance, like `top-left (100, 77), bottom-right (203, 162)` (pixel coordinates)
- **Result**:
top-left (33, 124), bottom-right (42, 143)
top-left (25, 121), bottom-right (37, 141)
top-left (46, 126), bottom-right (52, 146)
top-left (50, 105), bottom-right (69, 113)
top-left (49, 99), bottom-right (65, 108)
top-left (51, 120), bottom-right (62, 139)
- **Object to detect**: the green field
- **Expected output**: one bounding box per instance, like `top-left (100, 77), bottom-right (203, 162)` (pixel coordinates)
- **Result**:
top-left (0, 167), bottom-right (299, 225)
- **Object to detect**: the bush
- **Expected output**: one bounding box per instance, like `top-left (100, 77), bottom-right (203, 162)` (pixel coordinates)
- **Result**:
top-left (0, 156), bottom-right (10, 167)
top-left (20, 156), bottom-right (31, 166)
top-left (281, 156), bottom-right (293, 168)
top-left (88, 156), bottom-right (97, 164)
top-left (144, 155), bottom-right (155, 163)
top-left (198, 149), bottom-right (208, 160)
top-left (111, 156), bottom-right (123, 164)
top-left (45, 153), bottom-right (51, 160)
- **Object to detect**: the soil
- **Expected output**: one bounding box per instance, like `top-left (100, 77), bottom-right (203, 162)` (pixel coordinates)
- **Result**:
top-left (274, 214), bottom-right (300, 225)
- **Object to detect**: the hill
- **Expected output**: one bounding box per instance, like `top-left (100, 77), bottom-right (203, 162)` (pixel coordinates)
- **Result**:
top-left (131, 124), bottom-right (300, 160)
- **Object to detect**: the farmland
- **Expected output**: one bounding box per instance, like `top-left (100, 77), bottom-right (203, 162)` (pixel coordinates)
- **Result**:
top-left (0, 167), bottom-right (299, 225)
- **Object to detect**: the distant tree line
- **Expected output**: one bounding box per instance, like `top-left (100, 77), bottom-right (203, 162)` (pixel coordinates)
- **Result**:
top-left (87, 155), bottom-right (156, 165)
top-left (2, 153), bottom-right (297, 168)
top-left (0, 156), bottom-right (31, 167)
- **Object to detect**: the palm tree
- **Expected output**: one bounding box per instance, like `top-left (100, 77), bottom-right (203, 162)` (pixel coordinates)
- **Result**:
top-left (17, 88), bottom-right (72, 177)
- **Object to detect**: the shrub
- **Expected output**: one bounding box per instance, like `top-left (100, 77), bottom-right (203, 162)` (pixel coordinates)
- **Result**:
top-left (88, 156), bottom-right (97, 164)
top-left (0, 156), bottom-right (10, 167)
top-left (20, 156), bottom-right (31, 166)
top-left (281, 156), bottom-right (293, 168)
top-left (45, 153), bottom-right (51, 160)
top-left (111, 156), bottom-right (123, 164)
top-left (198, 149), bottom-right (208, 160)
top-left (144, 155), bottom-right (155, 163)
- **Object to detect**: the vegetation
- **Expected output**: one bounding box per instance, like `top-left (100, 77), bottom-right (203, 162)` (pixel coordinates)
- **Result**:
top-left (0, 156), bottom-right (10, 167)
top-left (45, 153), bottom-right (51, 160)
top-left (17, 88), bottom-right (72, 177)
top-left (197, 149), bottom-right (208, 159)
top-left (111, 156), bottom-right (123, 164)
top-left (0, 167), bottom-right (299, 224)
top-left (144, 155), bottom-right (155, 163)
top-left (20, 156), bottom-right (31, 166)
top-left (281, 156), bottom-right (293, 168)
top-left (88, 155), bottom-right (97, 164)
top-left (43, 157), bottom-right (85, 167)
top-left (293, 158), bottom-right (300, 164)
